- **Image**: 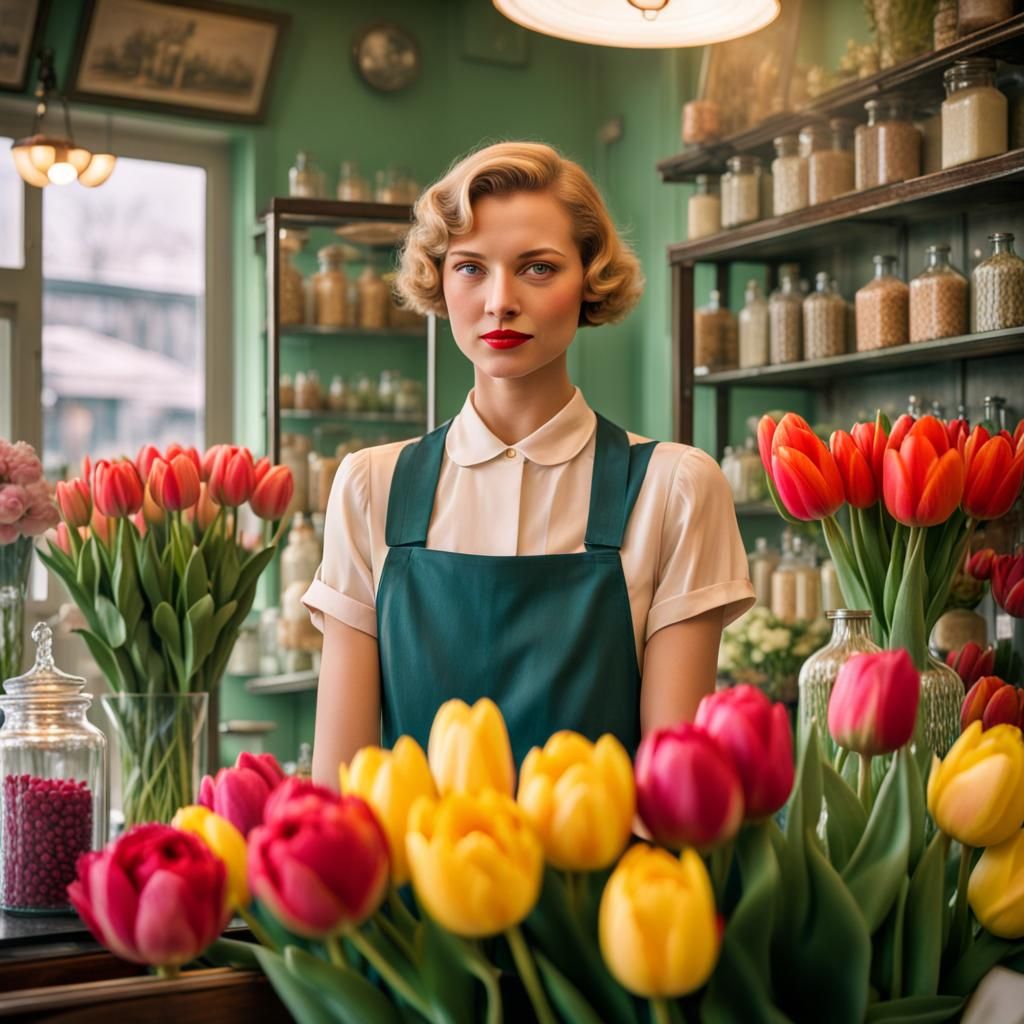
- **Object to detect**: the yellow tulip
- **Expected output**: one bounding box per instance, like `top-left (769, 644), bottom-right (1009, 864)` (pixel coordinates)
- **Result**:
top-left (405, 789), bottom-right (542, 937)
top-left (598, 844), bottom-right (719, 998)
top-left (340, 737), bottom-right (438, 886)
top-left (428, 697), bottom-right (515, 797)
top-left (969, 829), bottom-right (1024, 939)
top-left (172, 804), bottom-right (250, 909)
top-left (927, 722), bottom-right (1024, 848)
top-left (517, 731), bottom-right (634, 871)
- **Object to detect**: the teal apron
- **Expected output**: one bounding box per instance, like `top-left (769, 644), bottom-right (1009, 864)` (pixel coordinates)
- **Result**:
top-left (377, 413), bottom-right (657, 764)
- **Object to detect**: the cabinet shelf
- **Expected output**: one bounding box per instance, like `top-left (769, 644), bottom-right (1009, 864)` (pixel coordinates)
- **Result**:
top-left (281, 408), bottom-right (426, 426)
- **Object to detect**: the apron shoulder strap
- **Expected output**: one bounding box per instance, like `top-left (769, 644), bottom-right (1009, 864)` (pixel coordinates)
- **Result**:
top-left (385, 421), bottom-right (452, 548)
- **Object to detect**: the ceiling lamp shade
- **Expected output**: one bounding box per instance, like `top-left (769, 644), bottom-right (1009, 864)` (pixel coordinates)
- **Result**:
top-left (492, 0), bottom-right (780, 48)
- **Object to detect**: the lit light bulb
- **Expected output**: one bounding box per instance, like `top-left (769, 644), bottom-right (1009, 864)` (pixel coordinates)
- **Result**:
top-left (47, 161), bottom-right (77, 185)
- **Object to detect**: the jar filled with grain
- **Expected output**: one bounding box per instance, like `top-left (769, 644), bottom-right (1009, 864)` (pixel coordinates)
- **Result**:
top-left (687, 174), bottom-right (721, 240)
top-left (721, 156), bottom-right (761, 228)
top-left (873, 96), bottom-right (921, 185)
top-left (328, 375), bottom-right (348, 411)
top-left (295, 370), bottom-right (323, 411)
top-left (934, 0), bottom-right (958, 47)
top-left (806, 119), bottom-right (855, 205)
top-left (313, 245), bottom-right (349, 327)
top-left (357, 265), bottom-right (390, 329)
top-left (956, 0), bottom-right (1014, 36)
top-left (278, 239), bottom-right (305, 326)
top-left (942, 59), bottom-right (1008, 168)
top-left (279, 373), bottom-right (295, 410)
top-left (803, 272), bottom-right (847, 360)
top-left (336, 160), bottom-right (370, 202)
top-left (855, 102), bottom-right (880, 191)
top-left (856, 255), bottom-right (909, 351)
top-left (973, 233), bottom-right (1024, 332)
top-left (772, 134), bottom-right (808, 215)
top-left (739, 280), bottom-right (770, 368)
top-left (769, 264), bottom-right (804, 364)
top-left (909, 244), bottom-right (968, 342)
top-left (694, 289), bottom-right (738, 373)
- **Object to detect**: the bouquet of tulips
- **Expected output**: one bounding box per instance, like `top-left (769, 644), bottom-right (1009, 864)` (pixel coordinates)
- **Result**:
top-left (38, 444), bottom-right (294, 824)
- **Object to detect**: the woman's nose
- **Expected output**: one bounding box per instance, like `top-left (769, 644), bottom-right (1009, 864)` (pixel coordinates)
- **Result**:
top-left (484, 270), bottom-right (520, 320)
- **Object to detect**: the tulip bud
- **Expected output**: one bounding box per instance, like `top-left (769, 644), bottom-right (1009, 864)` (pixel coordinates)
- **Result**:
top-left (53, 522), bottom-right (72, 555)
top-left (770, 413), bottom-right (846, 521)
top-left (851, 414), bottom-right (887, 491)
top-left (961, 676), bottom-right (1007, 731)
top-left (992, 553), bottom-right (1024, 618)
top-left (428, 698), bottom-right (515, 797)
top-left (262, 776), bottom-right (338, 823)
top-left (135, 444), bottom-right (162, 481)
top-left (969, 829), bottom-right (1024, 938)
top-left (172, 805), bottom-right (250, 909)
top-left (198, 751), bottom-right (286, 837)
top-left (883, 417), bottom-right (965, 527)
top-left (947, 641), bottom-right (996, 689)
top-left (149, 455), bottom-right (201, 513)
top-left (983, 685), bottom-right (1024, 731)
top-left (253, 456), bottom-right (271, 485)
top-left (756, 415), bottom-right (777, 485)
top-left (966, 548), bottom-right (997, 581)
top-left (250, 464), bottom-right (294, 521)
top-left (830, 429), bottom-right (878, 508)
top-left (947, 417), bottom-right (970, 452)
top-left (827, 649), bottom-right (920, 756)
top-left (55, 478), bottom-right (91, 528)
top-left (962, 426), bottom-right (1024, 522)
top-left (200, 445), bottom-right (222, 483)
top-left (187, 483), bottom-right (221, 531)
top-left (89, 508), bottom-right (114, 547)
top-left (164, 443), bottom-right (202, 477)
top-left (93, 459), bottom-right (144, 519)
top-left (208, 445), bottom-right (255, 507)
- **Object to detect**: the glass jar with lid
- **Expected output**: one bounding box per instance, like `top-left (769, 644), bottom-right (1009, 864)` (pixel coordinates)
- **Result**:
top-left (336, 160), bottom-right (370, 202)
top-left (806, 119), bottom-right (855, 205)
top-left (739, 279), bottom-right (770, 368)
top-left (855, 102), bottom-right (881, 191)
top-left (295, 369), bottom-right (323, 411)
top-left (687, 174), bottom-right (721, 240)
top-left (748, 537), bottom-right (779, 608)
top-left (279, 373), bottom-right (295, 410)
top-left (395, 379), bottom-right (425, 416)
top-left (738, 438), bottom-right (767, 504)
top-left (956, 0), bottom-right (1014, 36)
top-left (288, 151), bottom-right (325, 198)
top-left (0, 624), bottom-right (107, 912)
top-left (278, 231), bottom-right (306, 326)
top-left (909, 244), bottom-right (968, 342)
top-left (933, 0), bottom-right (958, 48)
top-left (721, 156), bottom-right (762, 228)
top-left (313, 245), bottom-right (349, 327)
top-left (872, 96), bottom-right (921, 185)
top-left (856, 255), bottom-right (909, 351)
top-left (771, 134), bottom-right (807, 215)
top-left (378, 370), bottom-right (400, 413)
top-left (694, 289), bottom-right (738, 372)
top-left (941, 59), bottom-right (1008, 168)
top-left (358, 265), bottom-right (390, 329)
top-left (769, 263), bottom-right (804, 364)
top-left (803, 272), bottom-right (847, 360)
top-left (973, 233), bottom-right (1024, 332)
top-left (280, 513), bottom-right (323, 594)
top-left (771, 529), bottom-right (798, 623)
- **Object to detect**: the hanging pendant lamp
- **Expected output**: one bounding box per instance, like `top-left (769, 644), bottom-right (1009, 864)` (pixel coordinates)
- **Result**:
top-left (11, 48), bottom-right (116, 189)
top-left (493, 0), bottom-right (780, 48)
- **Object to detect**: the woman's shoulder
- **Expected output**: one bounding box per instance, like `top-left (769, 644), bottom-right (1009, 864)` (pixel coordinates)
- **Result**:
top-left (626, 435), bottom-right (724, 484)
top-left (332, 436), bottom-right (422, 509)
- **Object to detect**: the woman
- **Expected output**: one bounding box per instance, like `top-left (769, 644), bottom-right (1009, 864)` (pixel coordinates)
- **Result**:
top-left (303, 142), bottom-right (754, 785)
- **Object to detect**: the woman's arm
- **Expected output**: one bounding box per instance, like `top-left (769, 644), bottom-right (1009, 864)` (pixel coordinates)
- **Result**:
top-left (639, 605), bottom-right (724, 735)
top-left (311, 616), bottom-right (382, 788)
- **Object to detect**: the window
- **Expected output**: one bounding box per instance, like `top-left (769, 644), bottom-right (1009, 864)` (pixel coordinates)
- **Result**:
top-left (0, 137), bottom-right (24, 270)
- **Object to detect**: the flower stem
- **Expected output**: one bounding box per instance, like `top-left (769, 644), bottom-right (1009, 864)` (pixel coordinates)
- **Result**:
top-left (326, 934), bottom-right (350, 969)
top-left (239, 906), bottom-right (278, 952)
top-left (952, 843), bottom-right (974, 958)
top-left (388, 887), bottom-right (420, 937)
top-left (373, 909), bottom-right (416, 962)
top-left (711, 837), bottom-right (736, 905)
top-left (563, 870), bottom-right (583, 920)
top-left (650, 997), bottom-right (673, 1024)
top-left (505, 924), bottom-right (557, 1024)
top-left (156, 965), bottom-right (181, 980)
top-left (858, 754), bottom-right (874, 813)
top-left (346, 927), bottom-right (432, 1020)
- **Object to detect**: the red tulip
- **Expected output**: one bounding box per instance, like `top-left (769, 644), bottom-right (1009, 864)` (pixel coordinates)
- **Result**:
top-left (851, 416), bottom-right (887, 490)
top-left (882, 416), bottom-right (964, 527)
top-left (55, 478), bottom-right (92, 528)
top-left (140, 483), bottom-right (166, 527)
top-left (947, 417), bottom-right (970, 452)
top-left (827, 649), bottom-right (920, 756)
top-left (253, 456), bottom-right (271, 486)
top-left (198, 751), bottom-right (285, 837)
top-left (200, 445), bottom-right (222, 483)
top-left (769, 413), bottom-right (845, 521)
top-left (1014, 419), bottom-right (1024, 452)
top-left (634, 723), bottom-right (744, 851)
top-left (992, 553), bottom-right (1024, 618)
top-left (961, 426), bottom-right (1024, 521)
top-left (81, 456), bottom-right (92, 484)
top-left (967, 548), bottom-right (997, 581)
top-left (248, 789), bottom-right (390, 938)
top-left (54, 521), bottom-right (73, 555)
top-left (694, 685), bottom-right (794, 819)
top-left (982, 685), bottom-right (1024, 731)
top-left (208, 446), bottom-right (255, 507)
top-left (68, 824), bottom-right (229, 967)
top-left (164, 444), bottom-right (202, 477)
top-left (250, 464), bottom-right (294, 521)
top-left (757, 414), bottom-right (777, 484)
top-left (886, 414), bottom-right (915, 453)
top-left (961, 675), bottom-right (1006, 731)
top-left (148, 455), bottom-right (201, 513)
top-left (830, 429), bottom-right (878, 508)
top-left (135, 444), bottom-right (162, 482)
top-left (947, 641), bottom-right (997, 689)
top-left (93, 459), bottom-right (144, 519)
top-left (262, 777), bottom-right (339, 823)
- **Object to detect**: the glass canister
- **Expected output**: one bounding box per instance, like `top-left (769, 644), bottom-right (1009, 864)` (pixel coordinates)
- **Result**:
top-left (803, 272), bottom-right (847, 360)
top-left (336, 160), bottom-right (370, 202)
top-left (748, 537), bottom-right (779, 607)
top-left (873, 96), bottom-right (922, 185)
top-left (856, 254), bottom-right (909, 351)
top-left (0, 624), bottom-right (107, 913)
top-left (279, 373), bottom-right (295, 410)
top-left (973, 232), bottom-right (1024, 332)
top-left (721, 446), bottom-right (741, 503)
top-left (278, 234), bottom-right (305, 327)
top-left (855, 102), bottom-right (881, 191)
top-left (738, 438), bottom-right (767, 504)
top-left (909, 243), bottom-right (969, 342)
top-left (806, 119), bottom-right (855, 205)
top-left (693, 289), bottom-right (738, 373)
top-left (721, 156), bottom-right (761, 228)
top-left (358, 265), bottom-right (391, 329)
top-left (328, 375), bottom-right (348, 411)
top-left (771, 530), bottom-right (798, 623)
top-left (288, 152), bottom-right (325, 198)
top-left (295, 370), bottom-right (323, 411)
top-left (681, 99), bottom-right (721, 144)
top-left (280, 513), bottom-right (323, 594)
top-left (772, 134), bottom-right (808, 215)
top-left (687, 174), bottom-right (721, 240)
top-left (739, 279), bottom-right (770, 368)
top-left (957, 0), bottom-right (1014, 36)
top-left (313, 245), bottom-right (349, 327)
top-left (941, 58), bottom-right (1008, 168)
top-left (769, 263), bottom-right (804, 364)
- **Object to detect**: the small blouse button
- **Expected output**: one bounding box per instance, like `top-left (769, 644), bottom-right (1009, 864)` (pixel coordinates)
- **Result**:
top-left (504, 448), bottom-right (517, 459)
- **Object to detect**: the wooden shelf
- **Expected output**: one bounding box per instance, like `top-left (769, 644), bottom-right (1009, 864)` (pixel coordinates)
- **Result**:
top-left (281, 408), bottom-right (426, 425)
top-left (668, 149), bottom-right (1024, 265)
top-left (245, 670), bottom-right (318, 695)
top-left (657, 13), bottom-right (1024, 181)
top-left (258, 196), bottom-right (413, 230)
top-left (279, 324), bottom-right (426, 338)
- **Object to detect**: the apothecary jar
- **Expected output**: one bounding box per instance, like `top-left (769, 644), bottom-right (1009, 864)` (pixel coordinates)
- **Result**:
top-left (0, 624), bottom-right (107, 913)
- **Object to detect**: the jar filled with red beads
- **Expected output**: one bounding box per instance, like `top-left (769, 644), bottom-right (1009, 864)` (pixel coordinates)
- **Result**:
top-left (0, 623), bottom-right (107, 913)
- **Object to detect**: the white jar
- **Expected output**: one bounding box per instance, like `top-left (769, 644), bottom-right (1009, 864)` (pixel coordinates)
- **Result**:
top-left (941, 58), bottom-right (1008, 168)
top-left (739, 279), bottom-right (770, 368)
top-left (687, 174), bottom-right (721, 240)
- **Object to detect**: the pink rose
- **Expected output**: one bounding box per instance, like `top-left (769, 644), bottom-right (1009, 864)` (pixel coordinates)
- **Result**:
top-left (6, 442), bottom-right (43, 485)
top-left (0, 485), bottom-right (27, 526)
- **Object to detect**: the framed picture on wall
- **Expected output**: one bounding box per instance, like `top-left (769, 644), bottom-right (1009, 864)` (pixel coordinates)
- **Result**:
top-left (0, 0), bottom-right (48, 92)
top-left (67, 0), bottom-right (289, 123)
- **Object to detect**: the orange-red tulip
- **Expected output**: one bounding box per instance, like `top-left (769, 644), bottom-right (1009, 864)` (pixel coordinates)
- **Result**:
top-left (164, 444), bottom-right (202, 477)
top-left (253, 456), bottom-right (271, 486)
top-left (208, 446), bottom-right (255, 507)
top-left (757, 414), bottom-right (777, 484)
top-left (93, 459), bottom-right (144, 519)
top-left (992, 553), bottom-right (1024, 618)
top-left (961, 675), bottom-right (1007, 731)
top-left (882, 416), bottom-right (964, 527)
top-left (830, 429), bottom-right (878, 508)
top-left (947, 641), bottom-right (997, 689)
top-left (250, 465), bottom-right (294, 521)
top-left (886, 413), bottom-right (915, 454)
top-left (961, 425), bottom-right (1024, 522)
top-left (947, 417), bottom-right (970, 452)
top-left (135, 444), bottom-right (162, 482)
top-left (769, 413), bottom-right (845, 521)
top-left (967, 548), bottom-right (997, 580)
top-left (55, 478), bottom-right (92, 528)
top-left (54, 521), bottom-right (73, 555)
top-left (851, 416), bottom-right (887, 490)
top-left (983, 686), bottom-right (1024, 731)
top-left (200, 445), bottom-right (221, 483)
top-left (1014, 420), bottom-right (1024, 452)
top-left (89, 507), bottom-right (114, 547)
top-left (149, 455), bottom-right (201, 512)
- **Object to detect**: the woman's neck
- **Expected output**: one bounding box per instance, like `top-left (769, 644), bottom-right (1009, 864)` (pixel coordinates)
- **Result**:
top-left (471, 357), bottom-right (576, 445)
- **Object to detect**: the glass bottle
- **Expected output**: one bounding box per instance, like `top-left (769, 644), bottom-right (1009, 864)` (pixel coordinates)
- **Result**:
top-left (355, 373), bottom-right (379, 413)
top-left (771, 529), bottom-right (798, 623)
top-left (336, 160), bottom-right (370, 202)
top-left (856, 254), bottom-right (909, 351)
top-left (0, 624), bottom-right (107, 912)
top-left (278, 234), bottom-right (305, 327)
top-left (855, 101), bottom-right (881, 191)
top-left (739, 437), bottom-right (767, 504)
top-left (739, 279), bottom-right (770, 368)
top-left (909, 244), bottom-right (968, 342)
top-left (288, 151), bottom-right (325, 198)
top-left (807, 119), bottom-right (855, 205)
top-left (803, 272), bottom-right (847, 360)
top-left (772, 134), bottom-right (808, 215)
top-left (328, 375), bottom-right (348, 411)
top-left (693, 289), bottom-right (738, 373)
top-left (873, 95), bottom-right (922, 185)
top-left (956, 0), bottom-right (1014, 36)
top-left (941, 58), bottom-right (1008, 168)
top-left (378, 370), bottom-right (399, 413)
top-left (972, 233), bottom-right (1024, 332)
top-left (358, 265), bottom-right (390, 329)
top-left (769, 263), bottom-right (804, 364)
top-left (1003, 69), bottom-right (1024, 151)
top-left (721, 155), bottom-right (761, 228)
top-left (793, 537), bottom-right (821, 623)
top-left (687, 174), bottom-right (721, 240)
top-left (280, 513), bottom-right (323, 594)
top-left (313, 245), bottom-right (349, 327)
top-left (721, 446), bottom-right (742, 503)
top-left (820, 560), bottom-right (842, 612)
top-left (279, 373), bottom-right (295, 410)
top-left (748, 537), bottom-right (779, 608)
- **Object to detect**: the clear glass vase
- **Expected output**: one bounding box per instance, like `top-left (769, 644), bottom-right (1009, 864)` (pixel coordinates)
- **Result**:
top-left (101, 693), bottom-right (208, 830)
top-left (0, 537), bottom-right (33, 684)
top-left (919, 654), bottom-right (964, 757)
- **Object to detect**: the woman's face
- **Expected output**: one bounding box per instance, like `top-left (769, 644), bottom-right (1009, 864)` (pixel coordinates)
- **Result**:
top-left (441, 190), bottom-right (590, 383)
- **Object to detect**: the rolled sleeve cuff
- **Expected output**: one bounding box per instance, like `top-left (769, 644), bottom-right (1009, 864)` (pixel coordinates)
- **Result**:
top-left (301, 578), bottom-right (378, 638)
top-left (645, 579), bottom-right (756, 640)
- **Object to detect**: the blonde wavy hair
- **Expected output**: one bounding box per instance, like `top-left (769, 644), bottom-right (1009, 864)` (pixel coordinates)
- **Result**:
top-left (395, 141), bottom-right (644, 327)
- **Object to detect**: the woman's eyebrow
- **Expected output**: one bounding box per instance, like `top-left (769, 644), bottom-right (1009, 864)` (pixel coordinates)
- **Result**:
top-left (448, 247), bottom-right (566, 259)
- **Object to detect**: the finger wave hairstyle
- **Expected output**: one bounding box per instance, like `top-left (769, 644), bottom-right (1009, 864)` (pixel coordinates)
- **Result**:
top-left (395, 141), bottom-right (644, 327)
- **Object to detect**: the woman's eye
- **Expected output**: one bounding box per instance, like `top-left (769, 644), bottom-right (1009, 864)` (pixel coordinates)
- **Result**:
top-left (524, 263), bottom-right (555, 276)
top-left (454, 263), bottom-right (482, 276)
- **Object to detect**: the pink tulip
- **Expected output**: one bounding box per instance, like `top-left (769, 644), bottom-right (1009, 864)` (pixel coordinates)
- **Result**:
top-left (262, 777), bottom-right (339, 823)
top-left (248, 790), bottom-right (389, 938)
top-left (828, 649), bottom-right (920, 756)
top-left (67, 824), bottom-right (228, 968)
top-left (208, 446), bottom-right (255, 507)
top-left (198, 751), bottom-right (285, 837)
top-left (93, 459), bottom-right (144, 518)
top-left (634, 723), bottom-right (744, 851)
top-left (250, 465), bottom-right (294, 521)
top-left (695, 685), bottom-right (794, 819)
top-left (54, 522), bottom-right (73, 555)
top-left (56, 478), bottom-right (92, 528)
top-left (148, 455), bottom-right (201, 513)
top-left (135, 444), bottom-right (162, 482)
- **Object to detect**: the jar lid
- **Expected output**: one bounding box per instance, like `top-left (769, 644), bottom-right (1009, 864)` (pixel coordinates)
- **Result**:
top-left (2, 623), bottom-right (87, 699)
top-left (826, 609), bottom-right (872, 620)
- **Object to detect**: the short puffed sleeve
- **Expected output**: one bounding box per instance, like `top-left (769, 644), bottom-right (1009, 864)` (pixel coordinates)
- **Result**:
top-left (645, 446), bottom-right (755, 639)
top-left (301, 450), bottom-right (378, 637)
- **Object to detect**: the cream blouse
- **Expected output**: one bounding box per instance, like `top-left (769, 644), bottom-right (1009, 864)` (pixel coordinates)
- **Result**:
top-left (302, 388), bottom-right (755, 669)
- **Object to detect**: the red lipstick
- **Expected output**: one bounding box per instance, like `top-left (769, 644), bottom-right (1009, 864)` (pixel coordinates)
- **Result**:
top-left (480, 329), bottom-right (533, 350)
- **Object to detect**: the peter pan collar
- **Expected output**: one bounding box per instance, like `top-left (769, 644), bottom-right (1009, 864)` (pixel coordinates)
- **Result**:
top-left (445, 387), bottom-right (597, 467)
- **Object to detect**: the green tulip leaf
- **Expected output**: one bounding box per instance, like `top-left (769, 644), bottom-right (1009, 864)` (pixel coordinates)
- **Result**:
top-left (215, 540), bottom-right (241, 605)
top-left (94, 594), bottom-right (127, 649)
top-left (111, 519), bottom-right (144, 637)
top-left (902, 830), bottom-right (946, 998)
top-left (152, 600), bottom-right (185, 687)
top-left (872, 876), bottom-right (910, 999)
top-left (882, 524), bottom-right (906, 638)
top-left (236, 546), bottom-right (277, 598)
top-left (73, 628), bottom-right (124, 691)
top-left (283, 945), bottom-right (402, 1024)
top-left (864, 994), bottom-right (964, 1023)
top-left (821, 760), bottom-right (867, 873)
top-left (252, 946), bottom-right (337, 1024)
top-left (781, 719), bottom-right (825, 933)
top-left (905, 747), bottom-right (926, 876)
top-left (136, 540), bottom-right (165, 610)
top-left (38, 539), bottom-right (75, 578)
top-left (183, 547), bottom-right (210, 610)
top-left (184, 593), bottom-right (215, 680)
top-left (418, 917), bottom-right (478, 1024)
top-left (201, 936), bottom-right (262, 971)
top-left (35, 546), bottom-right (101, 636)
top-left (943, 931), bottom-right (1024, 997)
top-left (76, 535), bottom-right (100, 599)
top-left (535, 950), bottom-right (605, 1024)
